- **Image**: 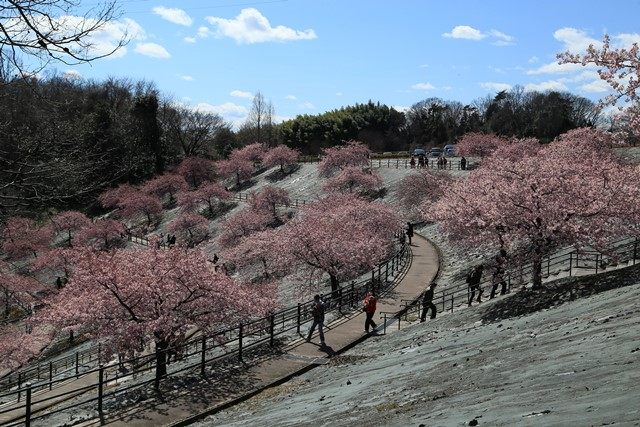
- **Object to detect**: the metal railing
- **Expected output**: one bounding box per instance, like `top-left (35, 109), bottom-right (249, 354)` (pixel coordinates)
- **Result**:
top-left (385, 237), bottom-right (639, 330)
top-left (0, 238), bottom-right (410, 426)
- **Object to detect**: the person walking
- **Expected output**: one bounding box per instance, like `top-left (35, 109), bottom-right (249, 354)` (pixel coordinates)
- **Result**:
top-left (410, 156), bottom-right (416, 168)
top-left (418, 156), bottom-right (425, 168)
top-left (406, 222), bottom-right (414, 245)
top-left (306, 295), bottom-right (326, 346)
top-left (363, 291), bottom-right (378, 333)
top-left (490, 250), bottom-right (508, 299)
top-left (466, 265), bottom-right (484, 306)
top-left (420, 283), bottom-right (437, 322)
top-left (460, 156), bottom-right (467, 170)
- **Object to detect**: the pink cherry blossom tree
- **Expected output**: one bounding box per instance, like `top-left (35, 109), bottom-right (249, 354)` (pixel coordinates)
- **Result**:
top-left (222, 229), bottom-right (289, 281)
top-left (428, 134), bottom-right (640, 288)
top-left (98, 184), bottom-right (137, 210)
top-left (216, 156), bottom-right (254, 188)
top-left (322, 166), bottom-right (383, 195)
top-left (142, 173), bottom-right (188, 206)
top-left (118, 190), bottom-right (163, 228)
top-left (49, 211), bottom-right (91, 247)
top-left (235, 143), bottom-right (264, 166)
top-left (318, 140), bottom-right (371, 178)
top-left (263, 145), bottom-right (300, 174)
top-left (177, 157), bottom-right (216, 188)
top-left (31, 247), bottom-right (76, 281)
top-left (1, 217), bottom-right (52, 259)
top-left (454, 132), bottom-right (510, 158)
top-left (557, 35), bottom-right (640, 112)
top-left (0, 325), bottom-right (52, 369)
top-left (38, 246), bottom-right (275, 386)
top-left (395, 169), bottom-right (453, 220)
top-left (0, 261), bottom-right (43, 318)
top-left (216, 209), bottom-right (271, 249)
top-left (248, 186), bottom-right (291, 224)
top-left (168, 213), bottom-right (210, 247)
top-left (273, 194), bottom-right (400, 293)
top-left (75, 219), bottom-right (126, 251)
top-left (180, 182), bottom-right (233, 217)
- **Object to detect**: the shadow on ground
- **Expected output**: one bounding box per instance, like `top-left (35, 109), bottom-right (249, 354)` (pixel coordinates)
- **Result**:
top-left (481, 263), bottom-right (640, 323)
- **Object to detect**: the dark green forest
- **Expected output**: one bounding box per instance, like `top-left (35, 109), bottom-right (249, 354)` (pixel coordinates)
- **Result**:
top-left (0, 75), bottom-right (600, 218)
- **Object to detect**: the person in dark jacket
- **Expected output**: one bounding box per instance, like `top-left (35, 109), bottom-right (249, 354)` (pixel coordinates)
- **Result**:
top-left (306, 295), bottom-right (326, 346)
top-left (420, 283), bottom-right (437, 322)
top-left (460, 156), bottom-right (467, 170)
top-left (467, 265), bottom-right (484, 306)
top-left (406, 222), bottom-right (414, 245)
top-left (490, 249), bottom-right (508, 299)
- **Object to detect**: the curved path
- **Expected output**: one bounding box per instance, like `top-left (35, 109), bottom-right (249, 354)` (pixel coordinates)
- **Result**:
top-left (69, 234), bottom-right (439, 427)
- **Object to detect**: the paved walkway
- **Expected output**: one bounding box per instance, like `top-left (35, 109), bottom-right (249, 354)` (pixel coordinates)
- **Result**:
top-left (74, 234), bottom-right (439, 426)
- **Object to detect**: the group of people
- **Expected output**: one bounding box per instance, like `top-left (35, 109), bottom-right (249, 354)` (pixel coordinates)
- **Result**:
top-left (305, 290), bottom-right (380, 347)
top-left (466, 249), bottom-right (509, 305)
top-left (408, 155), bottom-right (468, 170)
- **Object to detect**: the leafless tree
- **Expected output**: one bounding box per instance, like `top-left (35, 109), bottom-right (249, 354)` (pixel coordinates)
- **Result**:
top-left (242, 91), bottom-right (275, 145)
top-left (159, 102), bottom-right (225, 158)
top-left (0, 0), bottom-right (124, 79)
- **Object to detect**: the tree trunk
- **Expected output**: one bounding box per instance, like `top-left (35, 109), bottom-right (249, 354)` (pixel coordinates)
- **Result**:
top-left (154, 339), bottom-right (169, 390)
top-left (531, 255), bottom-right (543, 289)
top-left (329, 274), bottom-right (339, 299)
top-left (68, 230), bottom-right (73, 247)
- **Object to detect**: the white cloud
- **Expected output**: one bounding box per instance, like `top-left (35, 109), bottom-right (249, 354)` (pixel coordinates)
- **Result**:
top-left (580, 79), bottom-right (610, 93)
top-left (230, 90), bottom-right (253, 98)
top-left (480, 82), bottom-right (512, 92)
top-left (412, 82), bottom-right (436, 91)
top-left (183, 36), bottom-right (196, 43)
top-left (285, 95), bottom-right (297, 100)
top-left (419, 64), bottom-right (429, 68)
top-left (528, 56), bottom-right (539, 64)
top-left (299, 101), bottom-right (315, 109)
top-left (135, 42), bottom-right (171, 59)
top-left (63, 69), bottom-right (82, 80)
top-left (179, 75), bottom-right (194, 81)
top-left (612, 32), bottom-right (640, 47)
top-left (205, 8), bottom-right (317, 44)
top-left (526, 61), bottom-right (593, 75)
top-left (336, 92), bottom-right (343, 96)
top-left (197, 26), bottom-right (212, 38)
top-left (489, 29), bottom-right (515, 46)
top-left (553, 27), bottom-right (600, 53)
top-left (152, 6), bottom-right (192, 26)
top-left (524, 80), bottom-right (568, 92)
top-left (443, 25), bottom-right (485, 40)
top-left (193, 102), bottom-right (249, 127)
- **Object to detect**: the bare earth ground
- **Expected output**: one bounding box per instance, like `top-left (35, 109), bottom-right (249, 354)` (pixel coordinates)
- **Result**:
top-left (199, 265), bottom-right (640, 427)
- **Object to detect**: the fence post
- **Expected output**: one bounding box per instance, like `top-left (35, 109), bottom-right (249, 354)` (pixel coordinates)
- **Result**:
top-left (75, 352), bottom-right (79, 378)
top-left (350, 282), bottom-right (355, 307)
top-left (17, 372), bottom-right (22, 401)
top-left (441, 291), bottom-right (445, 312)
top-left (634, 238), bottom-right (638, 265)
top-left (569, 253), bottom-right (573, 276)
top-left (296, 303), bottom-right (301, 334)
top-left (25, 383), bottom-right (32, 427)
top-left (547, 257), bottom-right (550, 276)
top-left (387, 159), bottom-right (390, 167)
top-left (385, 263), bottom-right (389, 284)
top-left (378, 159), bottom-right (381, 167)
top-left (49, 361), bottom-right (53, 390)
top-left (269, 314), bottom-right (275, 347)
top-left (451, 294), bottom-right (454, 312)
top-left (200, 336), bottom-right (206, 376)
top-left (595, 254), bottom-right (599, 274)
top-left (98, 343), bottom-right (102, 365)
top-left (382, 313), bottom-right (388, 334)
top-left (238, 324), bottom-right (243, 362)
top-left (98, 365), bottom-right (104, 416)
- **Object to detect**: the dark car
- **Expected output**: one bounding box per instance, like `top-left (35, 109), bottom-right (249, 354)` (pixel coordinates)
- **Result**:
top-left (413, 148), bottom-right (427, 157)
top-left (429, 147), bottom-right (443, 157)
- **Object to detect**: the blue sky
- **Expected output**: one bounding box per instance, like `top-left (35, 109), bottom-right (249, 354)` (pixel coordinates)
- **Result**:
top-left (59, 0), bottom-right (640, 125)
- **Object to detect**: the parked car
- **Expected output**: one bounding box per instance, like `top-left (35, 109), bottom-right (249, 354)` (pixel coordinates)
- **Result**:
top-left (412, 148), bottom-right (426, 157)
top-left (443, 144), bottom-right (456, 157)
top-left (429, 147), bottom-right (443, 157)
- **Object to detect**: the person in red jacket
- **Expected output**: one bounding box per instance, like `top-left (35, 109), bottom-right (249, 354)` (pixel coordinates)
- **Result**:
top-left (363, 291), bottom-right (378, 333)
